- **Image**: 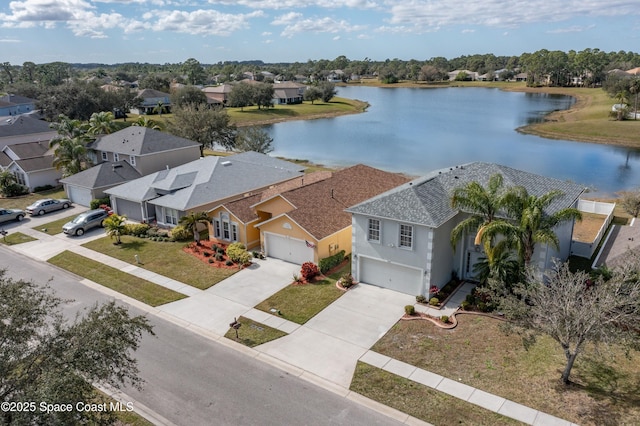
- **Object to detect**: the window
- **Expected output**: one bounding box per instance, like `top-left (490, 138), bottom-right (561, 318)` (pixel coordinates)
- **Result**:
top-left (129, 155), bottom-right (136, 166)
top-left (113, 153), bottom-right (119, 162)
top-left (231, 224), bottom-right (238, 242)
top-left (213, 219), bottom-right (221, 238)
top-left (399, 224), bottom-right (413, 249)
top-left (222, 221), bottom-right (230, 239)
top-left (101, 152), bottom-right (108, 161)
top-left (367, 218), bottom-right (380, 242)
top-left (13, 171), bottom-right (26, 186)
top-left (215, 213), bottom-right (239, 242)
top-left (164, 208), bottom-right (178, 225)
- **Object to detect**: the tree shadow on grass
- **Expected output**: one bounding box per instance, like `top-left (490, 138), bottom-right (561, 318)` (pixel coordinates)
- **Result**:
top-left (119, 239), bottom-right (147, 251)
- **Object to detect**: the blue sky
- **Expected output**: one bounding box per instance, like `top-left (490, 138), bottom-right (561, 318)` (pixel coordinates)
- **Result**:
top-left (1, 0), bottom-right (639, 65)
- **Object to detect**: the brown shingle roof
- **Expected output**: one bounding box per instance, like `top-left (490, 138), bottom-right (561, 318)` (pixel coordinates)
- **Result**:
top-left (223, 193), bottom-right (262, 223)
top-left (277, 164), bottom-right (410, 239)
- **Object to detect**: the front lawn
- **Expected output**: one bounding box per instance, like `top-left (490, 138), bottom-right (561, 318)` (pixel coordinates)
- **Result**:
top-left (0, 232), bottom-right (36, 245)
top-left (367, 315), bottom-right (640, 426)
top-left (254, 262), bottom-right (349, 324)
top-left (48, 251), bottom-right (186, 306)
top-left (83, 236), bottom-right (237, 290)
top-left (0, 187), bottom-right (67, 210)
top-left (223, 316), bottom-right (287, 347)
top-left (33, 214), bottom-right (77, 235)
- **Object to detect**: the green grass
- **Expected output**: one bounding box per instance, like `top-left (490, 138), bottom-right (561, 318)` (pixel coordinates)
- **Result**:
top-left (255, 262), bottom-right (349, 324)
top-left (368, 315), bottom-right (640, 426)
top-left (223, 316), bottom-right (287, 347)
top-left (0, 187), bottom-right (67, 210)
top-left (32, 214), bottom-right (78, 235)
top-left (0, 232), bottom-right (36, 245)
top-left (350, 362), bottom-right (522, 426)
top-left (83, 235), bottom-right (237, 290)
top-left (48, 250), bottom-right (186, 306)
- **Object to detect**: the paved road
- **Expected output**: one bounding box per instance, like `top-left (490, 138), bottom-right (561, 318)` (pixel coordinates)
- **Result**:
top-left (0, 247), bottom-right (404, 426)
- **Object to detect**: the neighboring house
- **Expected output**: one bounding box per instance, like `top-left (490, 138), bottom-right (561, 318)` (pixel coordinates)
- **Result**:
top-left (347, 162), bottom-right (586, 297)
top-left (515, 73), bottom-right (528, 82)
top-left (130, 89), bottom-right (171, 115)
top-left (0, 115), bottom-right (56, 148)
top-left (272, 82), bottom-right (306, 105)
top-left (228, 165), bottom-right (410, 264)
top-left (0, 94), bottom-right (37, 117)
top-left (60, 127), bottom-right (201, 206)
top-left (447, 70), bottom-right (479, 81)
top-left (202, 84), bottom-right (233, 106)
top-left (0, 141), bottom-right (61, 191)
top-left (105, 152), bottom-right (305, 226)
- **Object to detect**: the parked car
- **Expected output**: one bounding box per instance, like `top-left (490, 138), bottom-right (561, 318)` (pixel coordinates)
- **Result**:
top-left (26, 198), bottom-right (71, 216)
top-left (0, 208), bottom-right (25, 224)
top-left (62, 209), bottom-right (109, 236)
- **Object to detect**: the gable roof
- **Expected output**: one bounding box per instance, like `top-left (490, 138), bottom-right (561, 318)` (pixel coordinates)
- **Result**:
top-left (259, 164), bottom-right (410, 240)
top-left (60, 161), bottom-right (142, 189)
top-left (88, 127), bottom-right (200, 156)
top-left (0, 116), bottom-right (53, 137)
top-left (4, 140), bottom-right (50, 159)
top-left (136, 88), bottom-right (170, 99)
top-left (13, 155), bottom-right (55, 173)
top-left (105, 152), bottom-right (304, 211)
top-left (0, 151), bottom-right (11, 168)
top-left (347, 162), bottom-right (586, 228)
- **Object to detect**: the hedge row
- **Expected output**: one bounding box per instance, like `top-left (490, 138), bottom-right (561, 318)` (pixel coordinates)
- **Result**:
top-left (319, 250), bottom-right (346, 274)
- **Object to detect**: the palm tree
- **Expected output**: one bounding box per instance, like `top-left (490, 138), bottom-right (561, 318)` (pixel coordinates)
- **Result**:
top-left (51, 137), bottom-right (90, 177)
top-left (0, 169), bottom-right (17, 196)
top-left (87, 111), bottom-right (117, 136)
top-left (103, 214), bottom-right (127, 245)
top-left (132, 116), bottom-right (164, 130)
top-left (178, 211), bottom-right (210, 243)
top-left (481, 189), bottom-right (582, 267)
top-left (153, 100), bottom-right (165, 115)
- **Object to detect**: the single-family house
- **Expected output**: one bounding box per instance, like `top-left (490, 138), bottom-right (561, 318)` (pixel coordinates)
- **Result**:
top-left (202, 84), bottom-right (233, 106)
top-left (447, 70), bottom-right (479, 81)
top-left (0, 94), bottom-right (37, 117)
top-left (130, 89), bottom-right (171, 115)
top-left (272, 82), bottom-right (306, 105)
top-left (0, 141), bottom-right (61, 191)
top-left (0, 115), bottom-right (56, 148)
top-left (105, 152), bottom-right (305, 226)
top-left (243, 165), bottom-right (409, 264)
top-left (347, 162), bottom-right (586, 297)
top-left (60, 127), bottom-right (201, 206)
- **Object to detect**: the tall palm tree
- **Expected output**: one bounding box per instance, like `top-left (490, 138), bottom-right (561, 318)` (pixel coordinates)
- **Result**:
top-left (132, 116), bottom-right (164, 130)
top-left (178, 211), bottom-right (210, 243)
top-left (51, 137), bottom-right (90, 177)
top-left (103, 214), bottom-right (127, 245)
top-left (480, 189), bottom-right (582, 267)
top-left (87, 111), bottom-right (117, 136)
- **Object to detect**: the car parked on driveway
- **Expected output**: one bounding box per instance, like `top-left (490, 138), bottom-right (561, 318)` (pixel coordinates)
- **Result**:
top-left (26, 198), bottom-right (72, 216)
top-left (0, 208), bottom-right (26, 224)
top-left (62, 209), bottom-right (109, 236)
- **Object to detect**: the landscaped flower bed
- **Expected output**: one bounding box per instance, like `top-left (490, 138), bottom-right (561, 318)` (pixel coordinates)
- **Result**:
top-left (183, 240), bottom-right (251, 270)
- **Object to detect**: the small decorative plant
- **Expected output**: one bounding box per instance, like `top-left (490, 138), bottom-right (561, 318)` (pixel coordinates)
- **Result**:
top-left (340, 273), bottom-right (354, 289)
top-left (416, 294), bottom-right (426, 303)
top-left (441, 315), bottom-right (449, 324)
top-left (429, 297), bottom-right (440, 306)
top-left (404, 305), bottom-right (416, 316)
top-left (300, 262), bottom-right (320, 282)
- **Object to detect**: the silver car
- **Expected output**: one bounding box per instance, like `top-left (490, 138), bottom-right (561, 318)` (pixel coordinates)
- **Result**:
top-left (62, 209), bottom-right (109, 236)
top-left (26, 198), bottom-right (71, 215)
top-left (0, 208), bottom-right (25, 224)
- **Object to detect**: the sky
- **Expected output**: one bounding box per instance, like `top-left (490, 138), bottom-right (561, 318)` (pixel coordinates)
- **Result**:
top-left (0, 0), bottom-right (639, 65)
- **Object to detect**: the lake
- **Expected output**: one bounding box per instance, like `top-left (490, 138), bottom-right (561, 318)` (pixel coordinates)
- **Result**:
top-left (265, 86), bottom-right (640, 197)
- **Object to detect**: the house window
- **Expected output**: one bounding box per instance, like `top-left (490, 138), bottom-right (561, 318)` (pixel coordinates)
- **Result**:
top-left (399, 224), bottom-right (413, 249)
top-left (215, 213), bottom-right (238, 242)
top-left (13, 171), bottom-right (26, 186)
top-left (232, 224), bottom-right (238, 242)
top-left (222, 221), bottom-right (230, 239)
top-left (113, 153), bottom-right (119, 162)
top-left (129, 155), bottom-right (136, 166)
top-left (367, 218), bottom-right (380, 242)
top-left (101, 152), bottom-right (108, 161)
top-left (164, 208), bottom-right (178, 225)
top-left (214, 219), bottom-right (221, 238)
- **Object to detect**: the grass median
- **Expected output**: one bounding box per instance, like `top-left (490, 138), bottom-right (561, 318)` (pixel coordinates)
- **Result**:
top-left (0, 232), bottom-right (36, 245)
top-left (223, 316), bottom-right (287, 347)
top-left (83, 236), bottom-right (237, 290)
top-left (48, 250), bottom-right (186, 306)
top-left (33, 214), bottom-right (77, 235)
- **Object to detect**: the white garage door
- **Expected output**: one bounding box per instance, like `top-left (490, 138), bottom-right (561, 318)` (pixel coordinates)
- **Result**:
top-left (359, 257), bottom-right (423, 295)
top-left (67, 185), bottom-right (92, 207)
top-left (265, 233), bottom-right (314, 265)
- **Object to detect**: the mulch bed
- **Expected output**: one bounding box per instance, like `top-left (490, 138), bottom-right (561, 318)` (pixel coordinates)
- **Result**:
top-left (182, 240), bottom-right (239, 270)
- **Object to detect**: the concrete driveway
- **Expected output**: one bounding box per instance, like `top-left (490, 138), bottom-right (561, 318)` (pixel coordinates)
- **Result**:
top-left (255, 284), bottom-right (415, 387)
top-left (157, 258), bottom-right (299, 335)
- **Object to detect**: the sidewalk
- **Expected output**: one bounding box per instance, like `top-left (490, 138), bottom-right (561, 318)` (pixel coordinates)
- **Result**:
top-left (4, 224), bottom-right (577, 426)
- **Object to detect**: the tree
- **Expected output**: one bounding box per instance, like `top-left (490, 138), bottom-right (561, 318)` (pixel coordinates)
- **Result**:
top-left (138, 74), bottom-right (171, 92)
top-left (619, 188), bottom-right (640, 217)
top-left (132, 116), bottom-right (164, 130)
top-left (303, 86), bottom-right (322, 104)
top-left (171, 86), bottom-right (207, 109)
top-left (253, 82), bottom-right (274, 109)
top-left (0, 170), bottom-right (18, 197)
top-left (182, 58), bottom-right (206, 85)
top-left (235, 126), bottom-right (274, 154)
top-left (492, 258), bottom-right (640, 384)
top-left (49, 115), bottom-right (92, 177)
top-left (319, 82), bottom-right (337, 102)
top-left (178, 211), bottom-right (210, 243)
top-left (87, 111), bottom-right (117, 136)
top-left (168, 104), bottom-right (236, 153)
top-left (227, 82), bottom-right (254, 111)
top-left (0, 269), bottom-right (153, 424)
top-left (103, 214), bottom-right (127, 245)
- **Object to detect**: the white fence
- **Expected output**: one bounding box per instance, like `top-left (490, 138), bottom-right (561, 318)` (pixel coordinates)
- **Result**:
top-left (570, 200), bottom-right (616, 259)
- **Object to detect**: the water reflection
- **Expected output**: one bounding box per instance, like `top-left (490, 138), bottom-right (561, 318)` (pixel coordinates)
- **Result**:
top-left (266, 86), bottom-right (638, 196)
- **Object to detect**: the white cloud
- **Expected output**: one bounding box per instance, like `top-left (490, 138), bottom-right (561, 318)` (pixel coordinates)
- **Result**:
top-left (0, 38), bottom-right (22, 43)
top-left (273, 13), bottom-right (366, 37)
top-left (207, 0), bottom-right (380, 10)
top-left (547, 24), bottom-right (596, 34)
top-left (461, 29), bottom-right (475, 34)
top-left (147, 9), bottom-right (264, 36)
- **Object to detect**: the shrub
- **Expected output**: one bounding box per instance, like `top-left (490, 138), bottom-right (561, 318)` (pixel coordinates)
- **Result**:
top-left (34, 184), bottom-right (55, 192)
top-left (1, 183), bottom-right (28, 197)
top-left (441, 315), bottom-right (449, 323)
top-left (461, 301), bottom-right (471, 311)
top-left (429, 285), bottom-right (439, 295)
top-left (292, 273), bottom-right (302, 284)
top-left (215, 253), bottom-right (224, 262)
top-left (416, 295), bottom-right (426, 303)
top-left (300, 262), bottom-right (320, 281)
top-left (211, 243), bottom-right (219, 252)
top-left (203, 251), bottom-right (211, 257)
top-left (124, 223), bottom-right (150, 237)
top-left (217, 247), bottom-right (225, 254)
top-left (225, 260), bottom-right (234, 266)
top-left (319, 250), bottom-right (346, 274)
top-left (90, 197), bottom-right (111, 210)
top-left (340, 273), bottom-right (354, 288)
top-left (170, 224), bottom-right (192, 241)
top-left (429, 297), bottom-right (440, 306)
top-left (208, 258), bottom-right (214, 264)
top-left (404, 305), bottom-right (415, 316)
top-left (226, 242), bottom-right (252, 265)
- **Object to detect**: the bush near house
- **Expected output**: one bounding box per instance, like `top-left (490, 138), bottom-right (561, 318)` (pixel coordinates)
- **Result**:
top-left (123, 223), bottom-right (150, 237)
top-left (319, 250), bottom-right (346, 274)
top-left (405, 305), bottom-right (416, 316)
top-left (90, 197), bottom-right (111, 209)
top-left (226, 242), bottom-right (252, 265)
top-left (170, 224), bottom-right (192, 241)
top-left (300, 262), bottom-right (320, 282)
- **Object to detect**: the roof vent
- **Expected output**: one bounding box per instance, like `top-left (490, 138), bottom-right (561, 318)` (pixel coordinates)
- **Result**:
top-left (222, 161), bottom-right (232, 166)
